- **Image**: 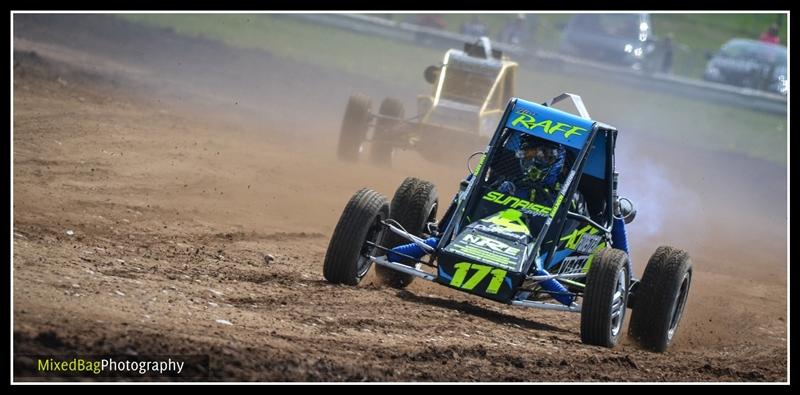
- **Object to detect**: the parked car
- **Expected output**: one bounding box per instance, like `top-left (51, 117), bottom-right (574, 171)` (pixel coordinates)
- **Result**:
top-left (703, 38), bottom-right (787, 95)
top-left (559, 13), bottom-right (656, 71)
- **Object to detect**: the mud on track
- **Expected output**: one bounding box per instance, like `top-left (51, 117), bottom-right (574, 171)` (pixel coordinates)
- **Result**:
top-left (13, 15), bottom-right (787, 381)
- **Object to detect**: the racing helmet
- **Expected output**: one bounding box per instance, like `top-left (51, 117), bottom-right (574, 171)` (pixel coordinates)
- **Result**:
top-left (516, 134), bottom-right (566, 187)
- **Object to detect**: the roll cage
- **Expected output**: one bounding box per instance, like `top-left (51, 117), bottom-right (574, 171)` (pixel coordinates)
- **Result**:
top-left (437, 95), bottom-right (619, 277)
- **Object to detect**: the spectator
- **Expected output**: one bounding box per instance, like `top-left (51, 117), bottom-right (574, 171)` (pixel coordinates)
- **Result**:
top-left (759, 23), bottom-right (780, 44)
top-left (499, 14), bottom-right (528, 46)
top-left (661, 33), bottom-right (675, 73)
top-left (526, 14), bottom-right (539, 47)
top-left (460, 15), bottom-right (489, 38)
top-left (415, 14), bottom-right (447, 30)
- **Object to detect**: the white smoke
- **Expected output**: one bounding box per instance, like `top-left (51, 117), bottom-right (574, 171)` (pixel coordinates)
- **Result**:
top-left (618, 157), bottom-right (707, 255)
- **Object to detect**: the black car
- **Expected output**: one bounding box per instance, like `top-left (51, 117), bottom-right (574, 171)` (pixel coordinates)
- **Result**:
top-left (703, 38), bottom-right (787, 95)
top-left (559, 13), bottom-right (656, 70)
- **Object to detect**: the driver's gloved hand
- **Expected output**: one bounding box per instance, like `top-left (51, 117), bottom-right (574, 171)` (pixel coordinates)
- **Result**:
top-left (498, 181), bottom-right (516, 195)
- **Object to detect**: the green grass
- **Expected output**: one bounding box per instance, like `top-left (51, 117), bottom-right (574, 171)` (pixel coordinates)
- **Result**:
top-left (119, 14), bottom-right (786, 166)
top-left (123, 14), bottom-right (439, 88)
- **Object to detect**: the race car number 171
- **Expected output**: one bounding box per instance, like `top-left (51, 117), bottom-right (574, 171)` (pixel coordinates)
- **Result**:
top-left (449, 262), bottom-right (507, 294)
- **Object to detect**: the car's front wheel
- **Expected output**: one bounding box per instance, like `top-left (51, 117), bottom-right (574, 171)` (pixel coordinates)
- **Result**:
top-left (580, 248), bottom-right (631, 348)
top-left (323, 188), bottom-right (389, 285)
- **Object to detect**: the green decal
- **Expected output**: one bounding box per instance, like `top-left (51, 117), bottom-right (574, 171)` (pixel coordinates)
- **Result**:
top-left (474, 154), bottom-right (486, 174)
top-left (486, 268), bottom-right (507, 294)
top-left (482, 209), bottom-right (530, 235)
top-left (511, 113), bottom-right (587, 138)
top-left (550, 194), bottom-right (565, 218)
top-left (462, 264), bottom-right (492, 290)
top-left (582, 242), bottom-right (607, 274)
top-left (448, 262), bottom-right (508, 294)
top-left (457, 245), bottom-right (515, 268)
top-left (482, 191), bottom-right (552, 216)
top-left (560, 224), bottom-right (599, 249)
top-left (450, 262), bottom-right (471, 288)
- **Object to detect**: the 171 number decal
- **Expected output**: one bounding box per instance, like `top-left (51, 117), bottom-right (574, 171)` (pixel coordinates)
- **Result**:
top-left (449, 262), bottom-right (507, 294)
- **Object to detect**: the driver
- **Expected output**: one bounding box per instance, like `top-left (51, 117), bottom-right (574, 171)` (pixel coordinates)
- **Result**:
top-left (497, 134), bottom-right (588, 215)
top-left (498, 134), bottom-right (565, 207)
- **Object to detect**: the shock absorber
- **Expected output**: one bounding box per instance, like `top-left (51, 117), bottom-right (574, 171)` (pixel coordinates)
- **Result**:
top-left (534, 269), bottom-right (575, 306)
top-left (387, 237), bottom-right (439, 263)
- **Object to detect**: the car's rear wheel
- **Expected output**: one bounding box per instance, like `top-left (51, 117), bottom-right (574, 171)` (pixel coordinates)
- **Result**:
top-left (323, 188), bottom-right (389, 285)
top-left (375, 177), bottom-right (438, 288)
top-left (580, 248), bottom-right (630, 348)
top-left (628, 246), bottom-right (692, 352)
top-left (370, 98), bottom-right (404, 167)
top-left (337, 93), bottom-right (372, 162)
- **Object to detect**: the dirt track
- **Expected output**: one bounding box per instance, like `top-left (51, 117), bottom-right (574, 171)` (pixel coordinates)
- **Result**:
top-left (13, 15), bottom-right (788, 382)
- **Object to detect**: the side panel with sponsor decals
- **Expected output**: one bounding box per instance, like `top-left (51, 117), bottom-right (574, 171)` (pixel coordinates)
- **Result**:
top-left (557, 255), bottom-right (588, 276)
top-left (545, 219), bottom-right (608, 280)
top-left (546, 245), bottom-right (607, 274)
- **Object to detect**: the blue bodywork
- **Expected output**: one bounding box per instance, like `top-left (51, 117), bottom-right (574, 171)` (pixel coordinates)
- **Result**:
top-left (504, 99), bottom-right (593, 150)
top-left (505, 99), bottom-right (606, 181)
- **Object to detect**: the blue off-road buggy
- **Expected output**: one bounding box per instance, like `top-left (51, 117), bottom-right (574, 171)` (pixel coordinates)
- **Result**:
top-left (323, 94), bottom-right (692, 352)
